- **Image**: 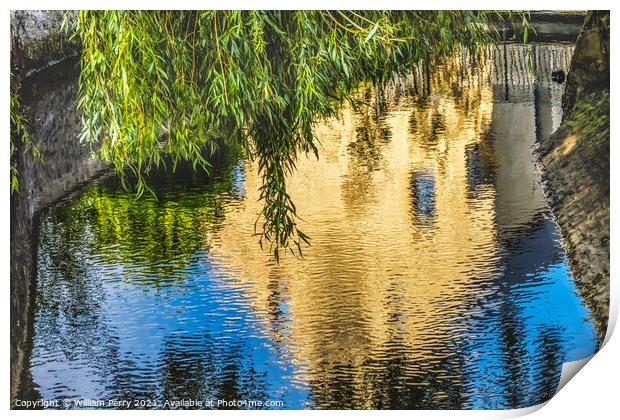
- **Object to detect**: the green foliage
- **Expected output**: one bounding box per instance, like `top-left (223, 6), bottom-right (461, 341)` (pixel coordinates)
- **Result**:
top-left (44, 153), bottom-right (243, 283)
top-left (10, 87), bottom-right (38, 193)
top-left (69, 11), bottom-right (506, 259)
top-left (565, 91), bottom-right (610, 147)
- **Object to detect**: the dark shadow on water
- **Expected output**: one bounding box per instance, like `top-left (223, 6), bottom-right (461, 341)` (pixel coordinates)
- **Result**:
top-left (14, 43), bottom-right (598, 410)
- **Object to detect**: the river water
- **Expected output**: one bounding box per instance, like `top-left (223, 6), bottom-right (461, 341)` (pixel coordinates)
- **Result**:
top-left (23, 43), bottom-right (596, 409)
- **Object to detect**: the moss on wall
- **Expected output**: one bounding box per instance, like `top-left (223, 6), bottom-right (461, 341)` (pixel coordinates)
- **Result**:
top-left (536, 11), bottom-right (610, 346)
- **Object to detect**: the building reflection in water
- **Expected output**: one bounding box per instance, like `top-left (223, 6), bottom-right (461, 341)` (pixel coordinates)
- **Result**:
top-left (25, 44), bottom-right (596, 410)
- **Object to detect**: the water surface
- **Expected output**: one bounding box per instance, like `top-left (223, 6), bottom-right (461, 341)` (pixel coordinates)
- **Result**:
top-left (25, 43), bottom-right (596, 409)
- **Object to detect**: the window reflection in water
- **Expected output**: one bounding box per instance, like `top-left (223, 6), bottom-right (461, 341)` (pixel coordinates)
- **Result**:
top-left (410, 171), bottom-right (436, 224)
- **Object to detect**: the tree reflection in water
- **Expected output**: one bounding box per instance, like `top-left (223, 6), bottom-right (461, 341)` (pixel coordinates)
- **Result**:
top-left (22, 43), bottom-right (596, 410)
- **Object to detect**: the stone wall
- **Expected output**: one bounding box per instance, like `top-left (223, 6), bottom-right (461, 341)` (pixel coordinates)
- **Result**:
top-left (10, 11), bottom-right (108, 405)
top-left (536, 11), bottom-right (610, 346)
top-left (10, 11), bottom-right (79, 77)
top-left (10, 9), bottom-right (605, 403)
top-left (561, 11), bottom-right (610, 119)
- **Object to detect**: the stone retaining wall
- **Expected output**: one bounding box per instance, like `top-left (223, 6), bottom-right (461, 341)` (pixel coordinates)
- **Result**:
top-left (535, 11), bottom-right (610, 346)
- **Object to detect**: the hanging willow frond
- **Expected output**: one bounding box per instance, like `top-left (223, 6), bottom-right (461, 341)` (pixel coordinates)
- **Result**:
top-left (69, 10), bottom-right (510, 260)
top-left (10, 82), bottom-right (39, 194)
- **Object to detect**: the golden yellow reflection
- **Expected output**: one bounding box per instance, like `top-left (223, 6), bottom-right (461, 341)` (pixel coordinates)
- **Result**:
top-left (202, 52), bottom-right (503, 386)
top-left (26, 43), bottom-right (591, 410)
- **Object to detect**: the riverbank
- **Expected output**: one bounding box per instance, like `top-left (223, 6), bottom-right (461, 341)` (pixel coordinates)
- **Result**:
top-left (10, 10), bottom-right (603, 405)
top-left (10, 11), bottom-right (105, 406)
top-left (535, 11), bottom-right (610, 346)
